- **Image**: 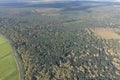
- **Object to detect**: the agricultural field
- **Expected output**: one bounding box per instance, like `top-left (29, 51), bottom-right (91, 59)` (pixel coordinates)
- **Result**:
top-left (0, 35), bottom-right (18, 80)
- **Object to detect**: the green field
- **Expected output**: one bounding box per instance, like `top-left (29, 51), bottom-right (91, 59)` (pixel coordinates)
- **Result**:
top-left (0, 35), bottom-right (18, 80)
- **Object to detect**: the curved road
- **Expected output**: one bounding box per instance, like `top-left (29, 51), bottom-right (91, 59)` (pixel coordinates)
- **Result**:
top-left (9, 41), bottom-right (25, 80)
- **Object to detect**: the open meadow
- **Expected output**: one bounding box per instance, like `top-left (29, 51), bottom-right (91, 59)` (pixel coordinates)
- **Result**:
top-left (0, 35), bottom-right (18, 80)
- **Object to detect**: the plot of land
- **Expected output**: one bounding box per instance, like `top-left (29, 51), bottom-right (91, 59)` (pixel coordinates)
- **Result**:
top-left (33, 8), bottom-right (62, 13)
top-left (0, 35), bottom-right (18, 80)
top-left (93, 28), bottom-right (120, 39)
top-left (8, 9), bottom-right (20, 15)
top-left (41, 13), bottom-right (60, 16)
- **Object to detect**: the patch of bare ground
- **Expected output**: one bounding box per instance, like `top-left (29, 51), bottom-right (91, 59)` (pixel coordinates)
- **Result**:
top-left (41, 13), bottom-right (60, 16)
top-left (8, 9), bottom-right (20, 15)
top-left (93, 28), bottom-right (120, 39)
top-left (33, 8), bottom-right (62, 13)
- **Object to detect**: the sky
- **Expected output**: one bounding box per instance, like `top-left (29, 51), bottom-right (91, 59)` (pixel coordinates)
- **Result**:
top-left (0, 0), bottom-right (120, 3)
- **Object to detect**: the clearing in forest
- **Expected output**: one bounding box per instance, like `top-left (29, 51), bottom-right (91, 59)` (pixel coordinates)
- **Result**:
top-left (0, 35), bottom-right (18, 80)
top-left (93, 28), bottom-right (120, 39)
top-left (33, 8), bottom-right (62, 13)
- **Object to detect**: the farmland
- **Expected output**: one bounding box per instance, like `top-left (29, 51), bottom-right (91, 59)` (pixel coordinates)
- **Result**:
top-left (0, 35), bottom-right (18, 80)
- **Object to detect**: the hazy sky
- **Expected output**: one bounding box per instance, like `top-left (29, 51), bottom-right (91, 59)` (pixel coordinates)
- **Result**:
top-left (0, 0), bottom-right (119, 3)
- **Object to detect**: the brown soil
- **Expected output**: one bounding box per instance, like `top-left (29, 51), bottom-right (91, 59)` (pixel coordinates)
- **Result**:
top-left (33, 8), bottom-right (62, 13)
top-left (93, 28), bottom-right (120, 39)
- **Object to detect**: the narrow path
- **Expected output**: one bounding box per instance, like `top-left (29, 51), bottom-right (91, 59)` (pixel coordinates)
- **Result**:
top-left (12, 48), bottom-right (22, 80)
top-left (8, 40), bottom-right (25, 80)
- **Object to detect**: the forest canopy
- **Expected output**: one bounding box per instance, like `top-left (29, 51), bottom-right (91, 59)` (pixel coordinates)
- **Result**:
top-left (0, 1), bottom-right (120, 80)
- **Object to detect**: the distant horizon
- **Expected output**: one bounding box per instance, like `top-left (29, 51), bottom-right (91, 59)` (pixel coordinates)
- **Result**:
top-left (0, 0), bottom-right (119, 3)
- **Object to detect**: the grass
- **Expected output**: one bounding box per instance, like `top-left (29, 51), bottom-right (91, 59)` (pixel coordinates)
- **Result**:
top-left (0, 35), bottom-right (18, 80)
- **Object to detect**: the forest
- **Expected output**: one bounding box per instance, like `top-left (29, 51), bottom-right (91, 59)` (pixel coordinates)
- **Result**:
top-left (0, 1), bottom-right (120, 80)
